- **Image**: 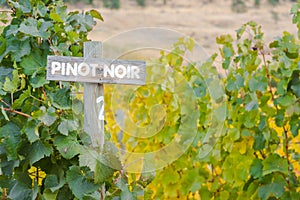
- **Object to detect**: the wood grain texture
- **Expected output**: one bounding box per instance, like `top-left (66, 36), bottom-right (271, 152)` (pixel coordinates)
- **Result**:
top-left (83, 42), bottom-right (105, 149)
top-left (46, 55), bottom-right (146, 85)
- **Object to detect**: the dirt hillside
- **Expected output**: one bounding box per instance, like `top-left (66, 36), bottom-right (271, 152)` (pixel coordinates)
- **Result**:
top-left (74, 0), bottom-right (298, 56)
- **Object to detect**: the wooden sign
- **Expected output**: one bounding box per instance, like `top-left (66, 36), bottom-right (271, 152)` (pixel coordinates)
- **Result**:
top-left (47, 56), bottom-right (146, 85)
top-left (46, 42), bottom-right (146, 151)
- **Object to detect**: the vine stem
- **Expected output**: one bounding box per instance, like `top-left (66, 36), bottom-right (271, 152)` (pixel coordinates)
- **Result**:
top-left (3, 188), bottom-right (7, 199)
top-left (100, 183), bottom-right (105, 200)
top-left (0, 99), bottom-right (11, 107)
top-left (0, 10), bottom-right (13, 13)
top-left (0, 107), bottom-right (31, 118)
top-left (261, 51), bottom-right (291, 189)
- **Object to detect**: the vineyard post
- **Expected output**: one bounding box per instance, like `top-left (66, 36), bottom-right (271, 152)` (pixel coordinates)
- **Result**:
top-left (83, 42), bottom-right (105, 149)
top-left (46, 41), bottom-right (146, 149)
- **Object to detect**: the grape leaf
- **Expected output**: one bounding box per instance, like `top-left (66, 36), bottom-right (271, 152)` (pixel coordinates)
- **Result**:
top-left (94, 159), bottom-right (114, 184)
top-left (89, 10), bottom-right (104, 21)
top-left (44, 174), bottom-right (65, 193)
top-left (58, 119), bottom-right (78, 136)
top-left (0, 122), bottom-right (21, 161)
top-left (5, 37), bottom-right (31, 61)
top-left (262, 154), bottom-right (288, 176)
top-left (66, 166), bottom-right (99, 199)
top-left (28, 140), bottom-right (52, 165)
top-left (250, 158), bottom-right (263, 179)
top-left (8, 172), bottom-right (38, 200)
top-left (3, 70), bottom-right (21, 93)
top-left (258, 176), bottom-right (286, 200)
top-left (22, 120), bottom-right (39, 143)
top-left (20, 49), bottom-right (47, 76)
top-left (12, 87), bottom-right (31, 109)
top-left (10, 0), bottom-right (31, 14)
top-left (54, 135), bottom-right (81, 159)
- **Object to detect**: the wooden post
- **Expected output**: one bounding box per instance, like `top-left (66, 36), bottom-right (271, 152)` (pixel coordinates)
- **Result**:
top-left (83, 42), bottom-right (104, 150)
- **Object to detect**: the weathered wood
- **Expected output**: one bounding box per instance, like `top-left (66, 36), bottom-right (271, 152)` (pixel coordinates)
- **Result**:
top-left (46, 41), bottom-right (147, 151)
top-left (46, 55), bottom-right (146, 85)
top-left (83, 42), bottom-right (104, 149)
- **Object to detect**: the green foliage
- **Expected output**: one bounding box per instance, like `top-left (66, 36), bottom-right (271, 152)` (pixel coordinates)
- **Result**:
top-left (268, 0), bottom-right (279, 6)
top-left (136, 0), bottom-right (146, 7)
top-left (112, 4), bottom-right (299, 200)
top-left (0, 0), bottom-right (300, 200)
top-left (103, 0), bottom-right (120, 9)
top-left (291, 2), bottom-right (300, 39)
top-left (63, 0), bottom-right (93, 4)
top-left (0, 0), bottom-right (108, 199)
top-left (231, 0), bottom-right (247, 13)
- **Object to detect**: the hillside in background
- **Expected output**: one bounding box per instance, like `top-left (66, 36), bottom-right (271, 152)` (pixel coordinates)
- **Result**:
top-left (69, 0), bottom-right (298, 55)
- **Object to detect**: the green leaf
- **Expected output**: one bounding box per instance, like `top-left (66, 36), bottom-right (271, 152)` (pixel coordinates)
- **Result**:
top-left (248, 75), bottom-right (268, 92)
top-left (94, 159), bottom-right (114, 184)
top-left (44, 174), bottom-right (65, 193)
top-left (276, 94), bottom-right (295, 107)
top-left (44, 174), bottom-right (58, 190)
top-left (54, 135), bottom-right (81, 159)
top-left (79, 148), bottom-right (98, 171)
top-left (66, 166), bottom-right (99, 199)
top-left (236, 24), bottom-right (246, 39)
top-left (0, 122), bottom-right (21, 161)
top-left (12, 87), bottom-right (31, 109)
top-left (258, 176), bottom-right (286, 200)
top-left (30, 72), bottom-right (49, 88)
top-left (0, 10), bottom-right (8, 23)
top-left (67, 13), bottom-right (94, 32)
top-left (50, 12), bottom-right (64, 23)
top-left (10, 0), bottom-right (32, 14)
top-left (0, 66), bottom-right (13, 82)
top-left (290, 115), bottom-right (300, 137)
top-left (33, 106), bottom-right (57, 126)
top-left (101, 142), bottom-right (122, 170)
top-left (3, 70), bottom-right (21, 93)
top-left (19, 18), bottom-right (51, 38)
top-left (40, 107), bottom-right (57, 126)
top-left (0, 159), bottom-right (19, 176)
top-left (275, 109), bottom-right (285, 127)
top-left (208, 78), bottom-right (225, 101)
top-left (28, 140), bottom-right (52, 165)
top-left (116, 178), bottom-right (134, 199)
top-left (250, 158), bottom-right (263, 179)
top-left (51, 88), bottom-right (72, 109)
top-left (161, 169), bottom-right (180, 186)
top-left (89, 10), bottom-right (104, 21)
top-left (181, 168), bottom-right (202, 195)
top-left (43, 189), bottom-right (58, 200)
top-left (22, 120), bottom-right (39, 143)
top-left (0, 174), bottom-right (11, 188)
top-left (56, 185), bottom-right (74, 200)
top-left (50, 6), bottom-right (67, 23)
top-left (253, 132), bottom-right (266, 150)
top-left (79, 143), bottom-right (121, 173)
top-left (262, 154), bottom-right (288, 176)
top-left (36, 2), bottom-right (48, 17)
top-left (242, 110), bottom-right (259, 128)
top-left (72, 98), bottom-right (84, 115)
top-left (20, 49), bottom-right (47, 76)
top-left (216, 34), bottom-right (233, 45)
top-left (4, 37), bottom-right (31, 61)
top-left (58, 119), bottom-right (78, 136)
top-left (223, 46), bottom-right (234, 57)
top-left (8, 172), bottom-right (38, 200)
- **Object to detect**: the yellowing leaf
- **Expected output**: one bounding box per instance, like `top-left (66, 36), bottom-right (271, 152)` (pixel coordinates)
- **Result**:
top-left (28, 166), bottom-right (46, 186)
